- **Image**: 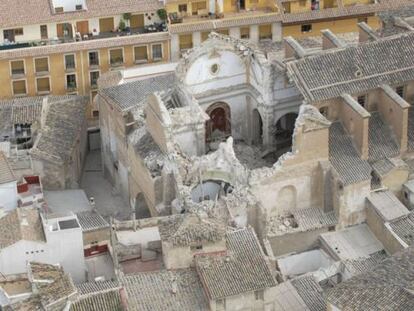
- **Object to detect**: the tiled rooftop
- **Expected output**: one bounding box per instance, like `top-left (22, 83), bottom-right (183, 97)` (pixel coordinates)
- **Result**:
top-left (290, 275), bottom-right (325, 311)
top-left (368, 112), bottom-right (400, 161)
top-left (195, 227), bottom-right (277, 299)
top-left (287, 31), bottom-right (414, 102)
top-left (158, 213), bottom-right (226, 247)
top-left (326, 246), bottom-right (414, 310)
top-left (0, 151), bottom-right (16, 184)
top-left (329, 122), bottom-right (372, 185)
top-left (76, 211), bottom-right (110, 232)
top-left (0, 207), bottom-right (45, 249)
top-left (122, 269), bottom-right (209, 311)
top-left (100, 73), bottom-right (176, 111)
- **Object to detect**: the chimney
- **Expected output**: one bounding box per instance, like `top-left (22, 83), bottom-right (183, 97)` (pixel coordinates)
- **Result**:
top-left (321, 29), bottom-right (347, 50)
top-left (358, 22), bottom-right (379, 43)
top-left (284, 37), bottom-right (307, 59)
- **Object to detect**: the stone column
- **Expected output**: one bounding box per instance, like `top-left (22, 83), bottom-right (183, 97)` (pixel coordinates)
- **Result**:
top-left (193, 31), bottom-right (202, 48)
top-left (249, 25), bottom-right (259, 44)
top-left (171, 33), bottom-right (180, 62)
top-left (272, 22), bottom-right (282, 42)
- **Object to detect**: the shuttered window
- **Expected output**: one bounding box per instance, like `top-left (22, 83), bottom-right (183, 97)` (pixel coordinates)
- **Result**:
top-left (259, 24), bottom-right (272, 40)
top-left (13, 80), bottom-right (26, 95)
top-left (37, 77), bottom-right (50, 93)
top-left (179, 34), bottom-right (193, 51)
top-left (109, 49), bottom-right (123, 66)
top-left (35, 57), bottom-right (49, 73)
top-left (11, 60), bottom-right (25, 75)
top-left (134, 46), bottom-right (148, 63)
top-left (240, 27), bottom-right (250, 39)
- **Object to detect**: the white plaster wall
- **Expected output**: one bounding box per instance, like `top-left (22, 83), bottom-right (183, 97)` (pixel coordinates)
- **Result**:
top-left (184, 51), bottom-right (246, 94)
top-left (0, 181), bottom-right (17, 211)
top-left (0, 240), bottom-right (49, 276)
top-left (52, 0), bottom-right (86, 12)
top-left (43, 222), bottom-right (86, 282)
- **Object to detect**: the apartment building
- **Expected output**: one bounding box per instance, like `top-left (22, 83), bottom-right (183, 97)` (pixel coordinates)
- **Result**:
top-left (0, 0), bottom-right (170, 119)
top-left (0, 0), bottom-right (411, 119)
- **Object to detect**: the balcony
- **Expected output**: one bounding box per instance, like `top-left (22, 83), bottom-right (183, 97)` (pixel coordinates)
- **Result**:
top-left (168, 5), bottom-right (279, 25)
top-left (0, 23), bottom-right (168, 51)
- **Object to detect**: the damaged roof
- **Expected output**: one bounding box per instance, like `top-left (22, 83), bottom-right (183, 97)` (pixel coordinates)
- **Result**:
top-left (195, 227), bottom-right (277, 299)
top-left (101, 73), bottom-right (177, 111)
top-left (287, 32), bottom-right (414, 102)
top-left (158, 213), bottom-right (226, 247)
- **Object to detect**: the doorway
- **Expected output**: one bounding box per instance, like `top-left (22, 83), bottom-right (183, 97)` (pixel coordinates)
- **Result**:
top-left (239, 0), bottom-right (246, 10)
top-left (206, 102), bottom-right (231, 143)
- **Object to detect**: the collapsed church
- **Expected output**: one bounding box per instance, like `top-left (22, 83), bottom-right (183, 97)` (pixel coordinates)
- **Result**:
top-left (97, 26), bottom-right (414, 257)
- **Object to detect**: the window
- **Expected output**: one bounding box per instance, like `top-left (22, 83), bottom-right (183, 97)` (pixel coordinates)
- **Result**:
top-left (259, 24), bottom-right (272, 40)
top-left (88, 51), bottom-right (99, 66)
top-left (152, 44), bottom-right (163, 61)
top-left (319, 107), bottom-right (328, 117)
top-left (190, 244), bottom-right (203, 251)
top-left (64, 54), bottom-right (76, 70)
top-left (395, 85), bottom-right (405, 98)
top-left (36, 77), bottom-right (50, 94)
top-left (240, 27), bottom-right (250, 39)
top-left (357, 95), bottom-right (366, 107)
top-left (34, 57), bottom-right (49, 73)
top-left (178, 4), bottom-right (187, 12)
top-left (40, 25), bottom-right (48, 39)
top-left (299, 0), bottom-right (307, 6)
top-left (109, 49), bottom-right (124, 66)
top-left (192, 1), bottom-right (207, 15)
top-left (217, 29), bottom-right (229, 35)
top-left (12, 80), bottom-right (26, 95)
top-left (75, 4), bottom-right (83, 10)
top-left (404, 191), bottom-right (409, 200)
top-left (134, 46), bottom-right (148, 63)
top-left (14, 28), bottom-right (23, 36)
top-left (66, 74), bottom-right (77, 90)
top-left (301, 24), bottom-right (312, 33)
top-left (55, 7), bottom-right (64, 13)
top-left (179, 34), bottom-right (193, 51)
top-left (93, 110), bottom-right (99, 118)
top-left (90, 71), bottom-right (100, 88)
top-left (10, 60), bottom-right (25, 76)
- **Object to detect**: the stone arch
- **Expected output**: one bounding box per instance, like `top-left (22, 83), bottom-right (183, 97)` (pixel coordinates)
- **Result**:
top-left (205, 102), bottom-right (231, 143)
top-left (272, 185), bottom-right (297, 215)
top-left (135, 193), bottom-right (151, 219)
top-left (252, 108), bottom-right (263, 145)
top-left (274, 112), bottom-right (298, 151)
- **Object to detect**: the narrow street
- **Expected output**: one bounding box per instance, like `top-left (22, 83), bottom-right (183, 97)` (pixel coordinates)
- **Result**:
top-left (80, 149), bottom-right (131, 221)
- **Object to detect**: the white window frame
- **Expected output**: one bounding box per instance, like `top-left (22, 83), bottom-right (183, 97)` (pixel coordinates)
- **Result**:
top-left (33, 56), bottom-right (50, 74)
top-left (9, 59), bottom-right (26, 77)
top-left (64, 53), bottom-right (77, 71)
top-left (108, 47), bottom-right (124, 66)
top-left (151, 43), bottom-right (163, 62)
top-left (88, 50), bottom-right (100, 67)
top-left (89, 70), bottom-right (100, 89)
top-left (65, 73), bottom-right (78, 91)
top-left (11, 79), bottom-right (27, 97)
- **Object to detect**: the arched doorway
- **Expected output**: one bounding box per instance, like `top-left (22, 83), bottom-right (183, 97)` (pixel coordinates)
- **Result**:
top-left (205, 102), bottom-right (231, 143)
top-left (274, 113), bottom-right (298, 151)
top-left (252, 109), bottom-right (263, 145)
